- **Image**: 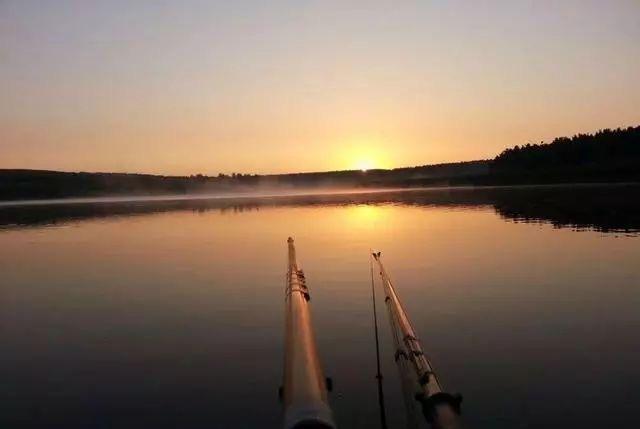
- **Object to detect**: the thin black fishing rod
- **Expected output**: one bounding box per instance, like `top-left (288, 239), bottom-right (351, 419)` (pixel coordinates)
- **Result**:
top-left (370, 250), bottom-right (388, 429)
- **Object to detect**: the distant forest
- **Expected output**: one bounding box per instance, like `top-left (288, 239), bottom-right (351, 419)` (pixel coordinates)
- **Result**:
top-left (487, 126), bottom-right (640, 184)
top-left (1, 126), bottom-right (638, 201)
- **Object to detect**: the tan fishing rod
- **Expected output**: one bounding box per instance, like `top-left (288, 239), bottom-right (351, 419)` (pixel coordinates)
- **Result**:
top-left (281, 237), bottom-right (336, 429)
top-left (372, 252), bottom-right (464, 429)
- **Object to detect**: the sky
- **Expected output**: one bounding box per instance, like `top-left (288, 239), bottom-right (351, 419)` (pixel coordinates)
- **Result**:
top-left (1, 1), bottom-right (639, 175)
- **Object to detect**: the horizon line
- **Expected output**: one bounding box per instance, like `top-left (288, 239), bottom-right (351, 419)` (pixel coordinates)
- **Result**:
top-left (0, 158), bottom-right (489, 179)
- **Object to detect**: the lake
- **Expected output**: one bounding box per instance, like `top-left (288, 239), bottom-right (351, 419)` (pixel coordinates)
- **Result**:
top-left (1, 184), bottom-right (639, 428)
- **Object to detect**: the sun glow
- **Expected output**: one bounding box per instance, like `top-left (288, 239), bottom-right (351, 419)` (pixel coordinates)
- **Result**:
top-left (356, 159), bottom-right (376, 172)
top-left (336, 136), bottom-right (393, 172)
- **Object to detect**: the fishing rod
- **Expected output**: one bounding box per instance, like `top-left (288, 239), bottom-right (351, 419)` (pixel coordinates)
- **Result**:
top-left (376, 254), bottom-right (421, 429)
top-left (281, 237), bottom-right (336, 429)
top-left (369, 250), bottom-right (388, 429)
top-left (372, 252), bottom-right (464, 429)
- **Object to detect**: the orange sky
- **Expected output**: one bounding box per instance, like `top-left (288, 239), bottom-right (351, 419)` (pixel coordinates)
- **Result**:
top-left (1, 1), bottom-right (639, 175)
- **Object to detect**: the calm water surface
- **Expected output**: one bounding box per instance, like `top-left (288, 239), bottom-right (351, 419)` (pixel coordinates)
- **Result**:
top-left (1, 186), bottom-right (639, 428)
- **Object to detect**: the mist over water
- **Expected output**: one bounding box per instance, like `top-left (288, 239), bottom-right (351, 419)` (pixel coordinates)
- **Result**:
top-left (1, 185), bottom-right (639, 428)
top-left (1, 184), bottom-right (639, 234)
top-left (0, 186), bottom-right (414, 208)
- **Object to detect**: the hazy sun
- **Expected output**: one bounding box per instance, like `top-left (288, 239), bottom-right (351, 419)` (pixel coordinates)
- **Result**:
top-left (356, 159), bottom-right (375, 172)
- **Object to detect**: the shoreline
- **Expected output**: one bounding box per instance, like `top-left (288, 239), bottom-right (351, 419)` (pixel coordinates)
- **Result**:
top-left (1, 182), bottom-right (638, 208)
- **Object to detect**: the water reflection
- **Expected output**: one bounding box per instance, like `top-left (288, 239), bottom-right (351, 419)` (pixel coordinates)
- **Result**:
top-left (1, 187), bottom-right (639, 429)
top-left (1, 184), bottom-right (639, 234)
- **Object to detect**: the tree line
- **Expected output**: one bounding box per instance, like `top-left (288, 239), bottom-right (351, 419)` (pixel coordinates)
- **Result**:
top-left (1, 125), bottom-right (638, 200)
top-left (487, 126), bottom-right (640, 183)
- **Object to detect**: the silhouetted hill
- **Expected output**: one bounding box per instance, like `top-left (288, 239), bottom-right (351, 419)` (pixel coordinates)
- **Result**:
top-left (0, 161), bottom-right (488, 201)
top-left (487, 126), bottom-right (640, 184)
top-left (1, 126), bottom-right (638, 201)
top-left (0, 170), bottom-right (194, 201)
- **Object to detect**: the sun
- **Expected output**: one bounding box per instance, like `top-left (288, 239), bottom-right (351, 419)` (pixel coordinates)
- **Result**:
top-left (338, 138), bottom-right (387, 171)
top-left (356, 159), bottom-right (375, 172)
